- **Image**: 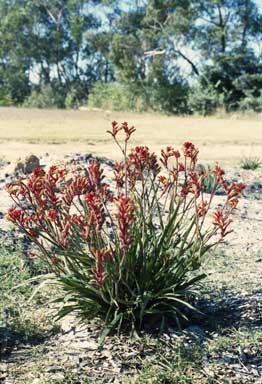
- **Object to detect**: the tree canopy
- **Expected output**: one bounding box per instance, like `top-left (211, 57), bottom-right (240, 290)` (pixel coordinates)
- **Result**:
top-left (0, 0), bottom-right (262, 113)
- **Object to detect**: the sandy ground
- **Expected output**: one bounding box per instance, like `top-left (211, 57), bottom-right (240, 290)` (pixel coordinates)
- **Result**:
top-left (0, 107), bottom-right (261, 165)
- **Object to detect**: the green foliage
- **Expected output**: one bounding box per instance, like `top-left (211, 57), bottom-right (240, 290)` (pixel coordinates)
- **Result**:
top-left (137, 342), bottom-right (204, 384)
top-left (0, 238), bottom-right (51, 353)
top-left (208, 327), bottom-right (262, 354)
top-left (188, 81), bottom-right (224, 116)
top-left (237, 91), bottom-right (262, 113)
top-left (195, 164), bottom-right (219, 194)
top-left (88, 82), bottom-right (147, 112)
top-left (0, 95), bottom-right (13, 107)
top-left (23, 86), bottom-right (66, 109)
top-left (240, 157), bottom-right (260, 170)
top-left (198, 50), bottom-right (262, 112)
top-left (88, 79), bottom-right (189, 114)
top-left (65, 80), bottom-right (90, 109)
top-left (0, 66), bottom-right (31, 105)
top-left (0, 0), bottom-right (262, 113)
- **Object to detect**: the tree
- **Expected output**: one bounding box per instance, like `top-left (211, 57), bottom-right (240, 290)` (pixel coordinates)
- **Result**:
top-left (0, 0), bottom-right (106, 105)
top-left (191, 0), bottom-right (262, 57)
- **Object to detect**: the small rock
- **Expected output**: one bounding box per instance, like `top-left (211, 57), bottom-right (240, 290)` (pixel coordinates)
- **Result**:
top-left (14, 161), bottom-right (24, 174)
top-left (14, 154), bottom-right (40, 174)
top-left (24, 155), bottom-right (40, 174)
top-left (71, 339), bottom-right (98, 351)
top-left (185, 325), bottom-right (206, 342)
top-left (47, 365), bottom-right (63, 372)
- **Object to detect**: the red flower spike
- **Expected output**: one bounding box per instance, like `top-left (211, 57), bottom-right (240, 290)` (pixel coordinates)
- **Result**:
top-left (85, 192), bottom-right (105, 232)
top-left (178, 162), bottom-right (185, 172)
top-left (92, 248), bottom-right (111, 286)
top-left (121, 121), bottom-right (136, 141)
top-left (114, 161), bottom-right (126, 189)
top-left (7, 207), bottom-right (25, 224)
top-left (212, 210), bottom-right (232, 237)
top-left (160, 146), bottom-right (180, 167)
top-left (228, 198), bottom-right (239, 209)
top-left (47, 209), bottom-right (58, 222)
top-left (63, 175), bottom-right (90, 206)
top-left (196, 201), bottom-right (208, 217)
top-left (158, 175), bottom-right (169, 186)
top-left (212, 165), bottom-right (225, 181)
top-left (189, 172), bottom-right (202, 197)
top-left (174, 151), bottom-right (180, 159)
top-left (59, 219), bottom-right (71, 247)
top-left (32, 168), bottom-right (46, 177)
top-left (107, 120), bottom-right (122, 138)
top-left (182, 142), bottom-right (199, 167)
top-left (226, 182), bottom-right (245, 208)
top-left (115, 196), bottom-right (135, 252)
top-left (87, 160), bottom-right (105, 190)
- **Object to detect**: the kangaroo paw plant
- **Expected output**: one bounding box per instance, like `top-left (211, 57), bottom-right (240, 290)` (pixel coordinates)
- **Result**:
top-left (7, 121), bottom-right (245, 338)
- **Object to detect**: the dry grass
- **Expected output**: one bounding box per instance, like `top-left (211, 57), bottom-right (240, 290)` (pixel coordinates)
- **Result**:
top-left (0, 107), bottom-right (262, 164)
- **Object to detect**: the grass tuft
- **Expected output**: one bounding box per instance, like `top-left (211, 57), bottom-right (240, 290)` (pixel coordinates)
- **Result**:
top-left (240, 157), bottom-right (260, 170)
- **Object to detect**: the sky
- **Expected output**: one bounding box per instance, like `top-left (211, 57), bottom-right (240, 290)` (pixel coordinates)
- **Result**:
top-left (254, 0), bottom-right (262, 11)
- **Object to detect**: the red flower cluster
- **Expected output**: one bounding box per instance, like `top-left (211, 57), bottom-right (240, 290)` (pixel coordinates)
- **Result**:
top-left (128, 146), bottom-right (160, 176)
top-left (196, 200), bottom-right (208, 217)
top-left (107, 120), bottom-right (136, 142)
top-left (182, 142), bottom-right (199, 167)
top-left (7, 207), bottom-right (26, 224)
top-left (113, 146), bottom-right (160, 192)
top-left (226, 182), bottom-right (245, 209)
top-left (6, 120), bottom-right (245, 288)
top-left (86, 192), bottom-right (105, 233)
top-left (63, 175), bottom-right (90, 205)
top-left (160, 146), bottom-right (180, 168)
top-left (47, 208), bottom-right (58, 222)
top-left (212, 210), bottom-right (232, 237)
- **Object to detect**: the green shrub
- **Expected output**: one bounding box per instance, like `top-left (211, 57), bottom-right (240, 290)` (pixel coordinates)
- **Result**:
top-left (7, 122), bottom-right (245, 340)
top-left (88, 82), bottom-right (147, 112)
top-left (65, 90), bottom-right (80, 110)
top-left (240, 157), bottom-right (260, 170)
top-left (23, 86), bottom-right (66, 109)
top-left (237, 91), bottom-right (262, 113)
top-left (0, 95), bottom-right (13, 107)
top-left (188, 81), bottom-right (225, 116)
top-left (88, 81), bottom-right (189, 114)
top-left (65, 81), bottom-right (89, 109)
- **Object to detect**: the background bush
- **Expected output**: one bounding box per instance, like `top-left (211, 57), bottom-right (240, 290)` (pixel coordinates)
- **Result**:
top-left (88, 80), bottom-right (189, 114)
top-left (88, 82), bottom-right (147, 112)
top-left (188, 80), bottom-right (225, 116)
top-left (23, 86), bottom-right (66, 109)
